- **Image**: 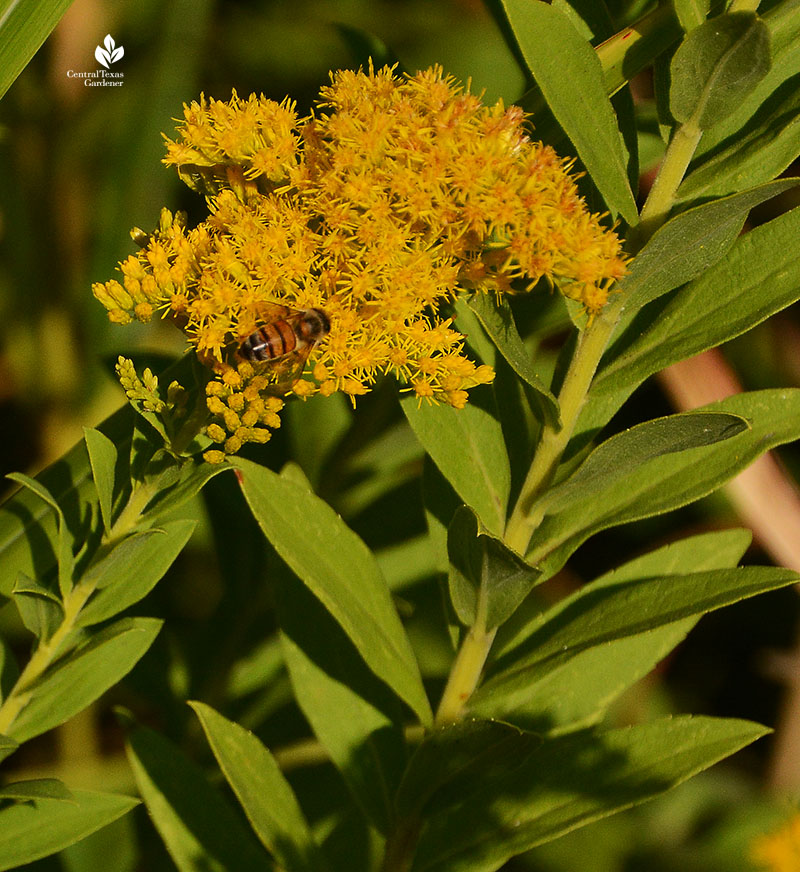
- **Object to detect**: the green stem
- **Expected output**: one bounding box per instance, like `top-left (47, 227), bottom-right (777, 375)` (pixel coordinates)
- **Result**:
top-left (504, 300), bottom-right (622, 556)
top-left (380, 816), bottom-right (423, 872)
top-left (635, 120), bottom-right (702, 247)
top-left (0, 478), bottom-right (160, 738)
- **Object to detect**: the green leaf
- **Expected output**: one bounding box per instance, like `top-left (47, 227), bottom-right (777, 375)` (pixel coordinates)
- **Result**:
top-left (12, 573), bottom-right (63, 642)
top-left (500, 0), bottom-right (637, 223)
top-left (0, 788), bottom-right (138, 872)
top-left (402, 393), bottom-right (510, 537)
top-left (541, 411), bottom-right (749, 516)
top-left (622, 178), bottom-right (800, 310)
top-left (679, 93), bottom-right (800, 202)
top-left (483, 529), bottom-right (753, 732)
top-left (477, 564), bottom-right (796, 716)
top-left (0, 404), bottom-right (135, 598)
top-left (395, 720), bottom-right (540, 821)
top-left (77, 520), bottom-right (196, 627)
top-left (6, 472), bottom-right (74, 598)
top-left (0, 638), bottom-right (18, 705)
top-left (0, 0), bottom-right (75, 101)
top-left (190, 701), bottom-right (327, 872)
top-left (0, 735), bottom-right (18, 765)
top-left (465, 294), bottom-right (560, 426)
top-left (125, 721), bottom-right (269, 872)
top-left (670, 12), bottom-right (772, 129)
top-left (411, 716), bottom-right (768, 871)
top-left (690, 0), bottom-right (800, 161)
top-left (83, 428), bottom-right (118, 535)
top-left (581, 204), bottom-right (800, 439)
top-left (276, 571), bottom-right (408, 834)
top-left (448, 507), bottom-right (540, 630)
top-left (498, 526), bottom-right (752, 656)
top-left (233, 458), bottom-right (431, 726)
top-left (533, 391), bottom-right (800, 574)
top-left (11, 617), bottom-right (162, 743)
top-left (142, 462), bottom-right (230, 525)
top-left (674, 0), bottom-right (710, 33)
top-left (0, 778), bottom-right (73, 802)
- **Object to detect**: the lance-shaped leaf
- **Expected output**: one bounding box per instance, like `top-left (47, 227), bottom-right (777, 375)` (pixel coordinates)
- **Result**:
top-left (465, 294), bottom-right (559, 426)
top-left (0, 789), bottom-right (138, 872)
top-left (500, 0), bottom-right (637, 223)
top-left (83, 428), bottom-right (118, 534)
top-left (621, 178), bottom-right (800, 311)
top-left (670, 12), bottom-right (772, 129)
top-left (411, 716), bottom-right (768, 871)
top-left (125, 721), bottom-right (268, 872)
top-left (402, 393), bottom-right (510, 538)
top-left (531, 390), bottom-right (800, 575)
top-left (475, 564), bottom-right (796, 717)
top-left (395, 719), bottom-right (540, 822)
top-left (10, 617), bottom-right (162, 743)
top-left (77, 520), bottom-right (196, 627)
top-left (539, 411), bottom-right (748, 517)
top-left (12, 573), bottom-right (63, 642)
top-left (276, 569), bottom-right (407, 834)
top-left (190, 702), bottom-right (327, 872)
top-left (579, 204), bottom-right (800, 443)
top-left (234, 458), bottom-right (431, 726)
top-left (448, 507), bottom-right (539, 630)
top-left (483, 528), bottom-right (752, 732)
top-left (6, 473), bottom-right (74, 598)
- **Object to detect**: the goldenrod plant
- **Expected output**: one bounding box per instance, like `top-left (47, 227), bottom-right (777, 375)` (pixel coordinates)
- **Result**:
top-left (2, 1), bottom-right (800, 870)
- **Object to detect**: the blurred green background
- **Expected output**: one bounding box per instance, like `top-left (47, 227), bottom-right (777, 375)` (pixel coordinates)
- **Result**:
top-left (1, 1), bottom-right (800, 869)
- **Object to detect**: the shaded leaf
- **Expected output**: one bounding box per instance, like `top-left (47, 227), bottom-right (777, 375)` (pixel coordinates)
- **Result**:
top-left (395, 719), bottom-right (540, 820)
top-left (12, 573), bottom-right (63, 642)
top-left (466, 294), bottom-right (559, 426)
top-left (448, 507), bottom-right (539, 630)
top-left (276, 573), bottom-right (407, 834)
top-left (0, 779), bottom-right (73, 802)
top-left (125, 721), bottom-right (268, 872)
top-left (0, 789), bottom-right (138, 872)
top-left (622, 178), bottom-right (800, 310)
top-left (536, 391), bottom-right (800, 575)
top-left (234, 458), bottom-right (431, 726)
top-left (11, 617), bottom-right (162, 743)
top-left (670, 12), bottom-right (772, 129)
top-left (77, 520), bottom-right (196, 627)
top-left (477, 565), bottom-right (796, 715)
top-left (411, 717), bottom-right (768, 871)
top-left (540, 411), bottom-right (748, 515)
top-left (6, 473), bottom-right (74, 598)
top-left (402, 393), bottom-right (510, 537)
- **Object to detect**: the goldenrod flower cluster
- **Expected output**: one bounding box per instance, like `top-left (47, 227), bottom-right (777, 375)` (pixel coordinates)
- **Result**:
top-left (92, 65), bottom-right (626, 461)
top-left (752, 814), bottom-right (800, 872)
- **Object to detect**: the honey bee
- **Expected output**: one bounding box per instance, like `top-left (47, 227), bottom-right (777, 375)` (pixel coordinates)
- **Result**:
top-left (237, 305), bottom-right (330, 393)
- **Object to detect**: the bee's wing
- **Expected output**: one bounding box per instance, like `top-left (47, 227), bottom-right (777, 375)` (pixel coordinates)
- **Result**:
top-left (236, 301), bottom-right (296, 344)
top-left (262, 341), bottom-right (315, 395)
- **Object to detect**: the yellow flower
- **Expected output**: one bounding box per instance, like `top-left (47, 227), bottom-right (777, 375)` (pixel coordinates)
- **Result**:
top-left (752, 815), bottom-right (800, 872)
top-left (93, 64), bottom-right (626, 461)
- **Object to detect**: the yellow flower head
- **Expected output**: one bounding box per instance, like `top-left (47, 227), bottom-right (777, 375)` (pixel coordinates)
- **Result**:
top-left (93, 64), bottom-right (626, 461)
top-left (752, 814), bottom-right (800, 872)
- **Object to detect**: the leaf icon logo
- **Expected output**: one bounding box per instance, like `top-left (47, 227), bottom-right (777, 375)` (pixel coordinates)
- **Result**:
top-left (95, 34), bottom-right (124, 68)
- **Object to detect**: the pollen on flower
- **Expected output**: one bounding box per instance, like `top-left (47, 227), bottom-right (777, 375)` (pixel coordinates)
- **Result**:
top-left (94, 62), bottom-right (626, 457)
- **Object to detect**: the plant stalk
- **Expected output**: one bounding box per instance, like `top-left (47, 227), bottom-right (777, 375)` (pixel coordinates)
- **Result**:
top-left (0, 478), bottom-right (160, 737)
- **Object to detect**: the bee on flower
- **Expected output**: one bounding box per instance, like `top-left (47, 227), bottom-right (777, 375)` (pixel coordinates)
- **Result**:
top-left (92, 63), bottom-right (626, 462)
